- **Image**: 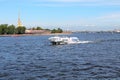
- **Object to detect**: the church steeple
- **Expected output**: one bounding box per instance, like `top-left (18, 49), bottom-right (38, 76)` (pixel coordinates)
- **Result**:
top-left (18, 12), bottom-right (22, 27)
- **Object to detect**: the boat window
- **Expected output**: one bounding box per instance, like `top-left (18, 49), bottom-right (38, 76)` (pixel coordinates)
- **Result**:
top-left (72, 39), bottom-right (79, 42)
top-left (63, 39), bottom-right (68, 41)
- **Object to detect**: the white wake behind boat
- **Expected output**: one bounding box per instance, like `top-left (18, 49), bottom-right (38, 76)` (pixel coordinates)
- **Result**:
top-left (48, 36), bottom-right (81, 45)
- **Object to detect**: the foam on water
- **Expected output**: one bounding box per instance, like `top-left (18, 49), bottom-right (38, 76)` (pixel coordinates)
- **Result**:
top-left (79, 41), bottom-right (93, 44)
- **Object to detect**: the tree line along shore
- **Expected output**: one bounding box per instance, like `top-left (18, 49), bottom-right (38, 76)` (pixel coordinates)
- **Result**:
top-left (0, 24), bottom-right (65, 36)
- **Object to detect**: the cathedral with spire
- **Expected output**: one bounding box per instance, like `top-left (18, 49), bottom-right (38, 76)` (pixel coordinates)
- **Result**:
top-left (17, 12), bottom-right (22, 27)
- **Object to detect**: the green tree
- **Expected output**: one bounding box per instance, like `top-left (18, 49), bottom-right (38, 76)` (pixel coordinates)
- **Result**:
top-left (36, 26), bottom-right (43, 30)
top-left (0, 25), bottom-right (2, 34)
top-left (16, 26), bottom-right (26, 34)
top-left (7, 25), bottom-right (15, 34)
top-left (57, 28), bottom-right (63, 33)
top-left (51, 28), bottom-right (63, 33)
top-left (45, 29), bottom-right (50, 31)
top-left (0, 24), bottom-right (8, 34)
top-left (32, 27), bottom-right (36, 30)
top-left (51, 29), bottom-right (56, 33)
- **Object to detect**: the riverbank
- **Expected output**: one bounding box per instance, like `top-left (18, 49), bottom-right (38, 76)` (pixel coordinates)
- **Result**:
top-left (0, 32), bottom-right (72, 37)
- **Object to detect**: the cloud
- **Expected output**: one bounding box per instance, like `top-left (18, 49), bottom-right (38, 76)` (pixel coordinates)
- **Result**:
top-left (97, 13), bottom-right (120, 20)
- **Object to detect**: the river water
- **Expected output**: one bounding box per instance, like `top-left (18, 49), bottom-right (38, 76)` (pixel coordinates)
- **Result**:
top-left (0, 32), bottom-right (120, 80)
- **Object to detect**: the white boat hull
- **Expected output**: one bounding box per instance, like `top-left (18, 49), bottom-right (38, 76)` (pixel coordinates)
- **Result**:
top-left (49, 36), bottom-right (81, 45)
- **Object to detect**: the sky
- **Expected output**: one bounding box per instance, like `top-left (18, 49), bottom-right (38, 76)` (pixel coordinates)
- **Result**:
top-left (0, 0), bottom-right (120, 31)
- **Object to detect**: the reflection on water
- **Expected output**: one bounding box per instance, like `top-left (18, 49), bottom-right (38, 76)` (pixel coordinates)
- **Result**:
top-left (0, 33), bottom-right (120, 80)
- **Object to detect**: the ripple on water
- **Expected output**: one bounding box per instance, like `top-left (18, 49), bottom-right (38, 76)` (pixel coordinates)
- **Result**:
top-left (0, 33), bottom-right (120, 80)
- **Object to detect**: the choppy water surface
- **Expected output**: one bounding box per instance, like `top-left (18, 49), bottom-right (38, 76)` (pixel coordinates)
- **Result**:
top-left (0, 32), bottom-right (120, 80)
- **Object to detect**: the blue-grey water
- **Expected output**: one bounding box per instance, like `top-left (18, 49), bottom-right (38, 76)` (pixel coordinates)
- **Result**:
top-left (0, 32), bottom-right (120, 80)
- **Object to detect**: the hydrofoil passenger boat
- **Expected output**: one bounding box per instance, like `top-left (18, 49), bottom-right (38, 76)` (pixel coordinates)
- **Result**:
top-left (48, 36), bottom-right (81, 45)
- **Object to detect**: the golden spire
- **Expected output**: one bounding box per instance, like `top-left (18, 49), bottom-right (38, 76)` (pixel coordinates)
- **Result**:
top-left (18, 12), bottom-right (22, 27)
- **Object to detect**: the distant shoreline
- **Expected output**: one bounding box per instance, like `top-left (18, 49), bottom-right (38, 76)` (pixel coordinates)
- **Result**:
top-left (0, 32), bottom-right (72, 37)
top-left (0, 31), bottom-right (119, 37)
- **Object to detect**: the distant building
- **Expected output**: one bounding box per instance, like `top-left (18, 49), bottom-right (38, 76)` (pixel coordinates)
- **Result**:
top-left (114, 29), bottom-right (120, 33)
top-left (17, 12), bottom-right (22, 27)
top-left (116, 30), bottom-right (120, 32)
top-left (25, 30), bottom-right (51, 34)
